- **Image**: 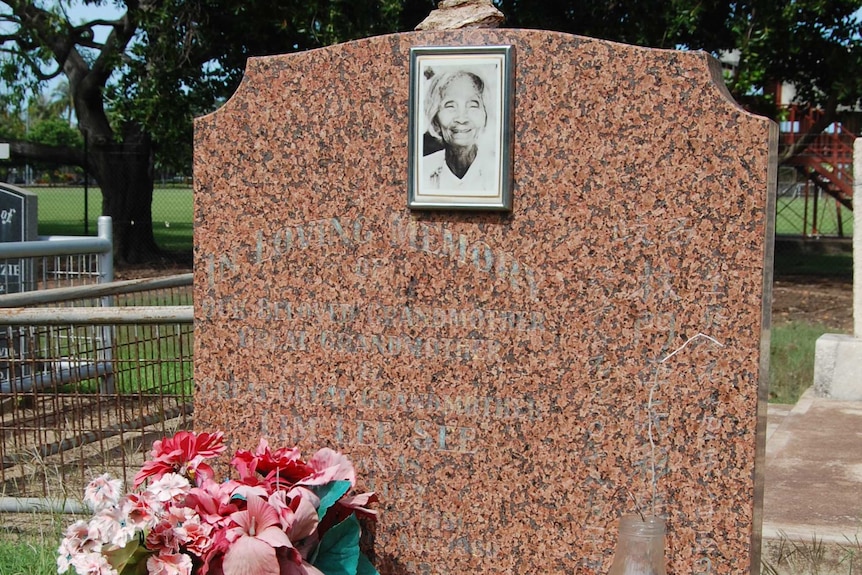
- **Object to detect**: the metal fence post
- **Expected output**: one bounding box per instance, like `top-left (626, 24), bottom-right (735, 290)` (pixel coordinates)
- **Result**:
top-left (97, 216), bottom-right (113, 284)
top-left (97, 215), bottom-right (114, 393)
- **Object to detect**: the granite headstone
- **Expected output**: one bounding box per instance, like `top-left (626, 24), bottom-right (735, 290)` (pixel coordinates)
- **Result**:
top-left (194, 29), bottom-right (776, 575)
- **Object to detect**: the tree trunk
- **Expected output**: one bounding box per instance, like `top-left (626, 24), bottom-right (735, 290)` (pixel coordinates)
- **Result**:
top-left (8, 133), bottom-right (165, 264)
top-left (87, 125), bottom-right (161, 264)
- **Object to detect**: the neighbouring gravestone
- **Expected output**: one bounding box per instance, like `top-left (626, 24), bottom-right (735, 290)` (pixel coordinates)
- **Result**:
top-left (194, 29), bottom-right (776, 575)
top-left (0, 183), bottom-right (37, 388)
top-left (0, 183), bottom-right (37, 294)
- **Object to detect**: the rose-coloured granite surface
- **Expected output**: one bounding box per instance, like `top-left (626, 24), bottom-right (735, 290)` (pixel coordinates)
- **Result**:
top-left (193, 29), bottom-right (776, 575)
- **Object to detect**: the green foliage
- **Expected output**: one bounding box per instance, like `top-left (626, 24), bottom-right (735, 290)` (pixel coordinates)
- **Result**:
top-left (0, 105), bottom-right (25, 140)
top-left (313, 480), bottom-right (352, 521)
top-left (497, 0), bottom-right (862, 117)
top-left (357, 553), bottom-right (380, 575)
top-left (28, 118), bottom-right (83, 148)
top-left (0, 524), bottom-right (63, 575)
top-left (4, 0), bottom-right (860, 180)
top-left (104, 0), bottom-right (406, 174)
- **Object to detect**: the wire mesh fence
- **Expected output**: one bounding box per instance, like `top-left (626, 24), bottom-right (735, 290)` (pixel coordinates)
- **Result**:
top-left (1, 252), bottom-right (102, 294)
top-left (0, 276), bottom-right (193, 500)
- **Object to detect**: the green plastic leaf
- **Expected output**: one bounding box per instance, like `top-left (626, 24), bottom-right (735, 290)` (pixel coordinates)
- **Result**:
top-left (313, 480), bottom-right (351, 520)
top-left (104, 540), bottom-right (151, 575)
top-left (104, 539), bottom-right (139, 571)
top-left (357, 552), bottom-right (380, 575)
top-left (313, 514), bottom-right (360, 575)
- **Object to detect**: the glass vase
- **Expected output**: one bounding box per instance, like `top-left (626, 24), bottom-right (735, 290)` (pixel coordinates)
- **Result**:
top-left (607, 514), bottom-right (668, 575)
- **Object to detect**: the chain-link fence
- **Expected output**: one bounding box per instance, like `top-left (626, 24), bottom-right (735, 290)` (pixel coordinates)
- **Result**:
top-left (2, 152), bottom-right (192, 252)
top-left (775, 167), bottom-right (853, 238)
top-left (26, 183), bottom-right (193, 252)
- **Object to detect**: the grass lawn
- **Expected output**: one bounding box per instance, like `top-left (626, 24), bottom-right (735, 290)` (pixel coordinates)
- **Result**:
top-left (32, 185), bottom-right (193, 253)
top-left (769, 321), bottom-right (831, 404)
top-left (0, 522), bottom-right (65, 575)
top-left (775, 195), bottom-right (853, 237)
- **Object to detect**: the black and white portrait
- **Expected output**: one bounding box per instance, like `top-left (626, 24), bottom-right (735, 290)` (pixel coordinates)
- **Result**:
top-left (408, 46), bottom-right (514, 210)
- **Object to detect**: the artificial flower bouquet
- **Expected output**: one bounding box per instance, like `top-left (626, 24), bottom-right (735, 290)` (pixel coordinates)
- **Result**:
top-left (58, 431), bottom-right (378, 575)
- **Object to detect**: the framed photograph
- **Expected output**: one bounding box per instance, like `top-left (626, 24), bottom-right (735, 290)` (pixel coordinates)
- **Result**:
top-left (408, 45), bottom-right (514, 211)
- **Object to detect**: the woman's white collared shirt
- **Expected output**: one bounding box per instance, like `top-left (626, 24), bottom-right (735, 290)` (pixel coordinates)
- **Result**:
top-left (423, 148), bottom-right (495, 192)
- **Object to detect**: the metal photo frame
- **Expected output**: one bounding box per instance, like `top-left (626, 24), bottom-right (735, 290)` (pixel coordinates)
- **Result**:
top-left (408, 45), bottom-right (514, 211)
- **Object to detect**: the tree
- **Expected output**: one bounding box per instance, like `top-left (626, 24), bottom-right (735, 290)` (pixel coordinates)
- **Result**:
top-left (0, 0), bottom-right (403, 263)
top-left (0, 1), bottom-right (161, 262)
top-left (497, 0), bottom-right (862, 157)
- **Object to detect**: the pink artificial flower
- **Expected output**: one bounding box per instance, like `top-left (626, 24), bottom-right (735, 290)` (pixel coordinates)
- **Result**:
top-left (147, 519), bottom-right (184, 554)
top-left (223, 495), bottom-right (293, 575)
top-left (60, 519), bottom-right (92, 548)
top-left (89, 506), bottom-right (137, 548)
top-left (57, 521), bottom-right (93, 574)
top-left (60, 435), bottom-right (378, 575)
top-left (277, 549), bottom-right (326, 575)
top-left (196, 527), bottom-right (231, 575)
top-left (185, 479), bottom-right (238, 529)
top-left (147, 551), bottom-right (194, 575)
top-left (299, 448), bottom-right (356, 487)
top-left (69, 551), bottom-right (116, 575)
top-left (180, 514), bottom-right (214, 557)
top-left (134, 431), bottom-right (226, 487)
top-left (147, 472), bottom-right (192, 503)
top-left (338, 491), bottom-right (380, 520)
top-left (267, 488), bottom-right (319, 540)
top-left (57, 542), bottom-right (75, 573)
top-left (84, 474), bottom-right (124, 511)
top-left (121, 492), bottom-right (156, 529)
top-left (231, 480), bottom-right (270, 501)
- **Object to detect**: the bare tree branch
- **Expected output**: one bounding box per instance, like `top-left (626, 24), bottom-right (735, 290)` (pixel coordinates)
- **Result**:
top-left (6, 139), bottom-right (84, 166)
top-left (89, 9), bottom-right (137, 85)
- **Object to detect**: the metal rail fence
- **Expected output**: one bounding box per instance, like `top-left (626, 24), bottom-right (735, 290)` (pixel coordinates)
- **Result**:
top-left (1, 215), bottom-right (113, 295)
top-left (0, 223), bottom-right (193, 506)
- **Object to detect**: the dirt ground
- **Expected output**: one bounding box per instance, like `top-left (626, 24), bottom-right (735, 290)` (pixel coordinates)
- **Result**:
top-left (772, 275), bottom-right (853, 333)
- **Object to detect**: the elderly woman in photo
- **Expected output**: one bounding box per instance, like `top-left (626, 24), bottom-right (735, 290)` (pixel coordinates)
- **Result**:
top-left (423, 69), bottom-right (495, 191)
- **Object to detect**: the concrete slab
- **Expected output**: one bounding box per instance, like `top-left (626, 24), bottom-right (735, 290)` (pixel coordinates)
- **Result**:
top-left (814, 334), bottom-right (862, 400)
top-left (763, 389), bottom-right (862, 544)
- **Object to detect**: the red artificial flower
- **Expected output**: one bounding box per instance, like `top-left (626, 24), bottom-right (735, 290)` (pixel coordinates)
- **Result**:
top-left (231, 439), bottom-right (314, 486)
top-left (184, 479), bottom-right (239, 529)
top-left (134, 431), bottom-right (226, 488)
